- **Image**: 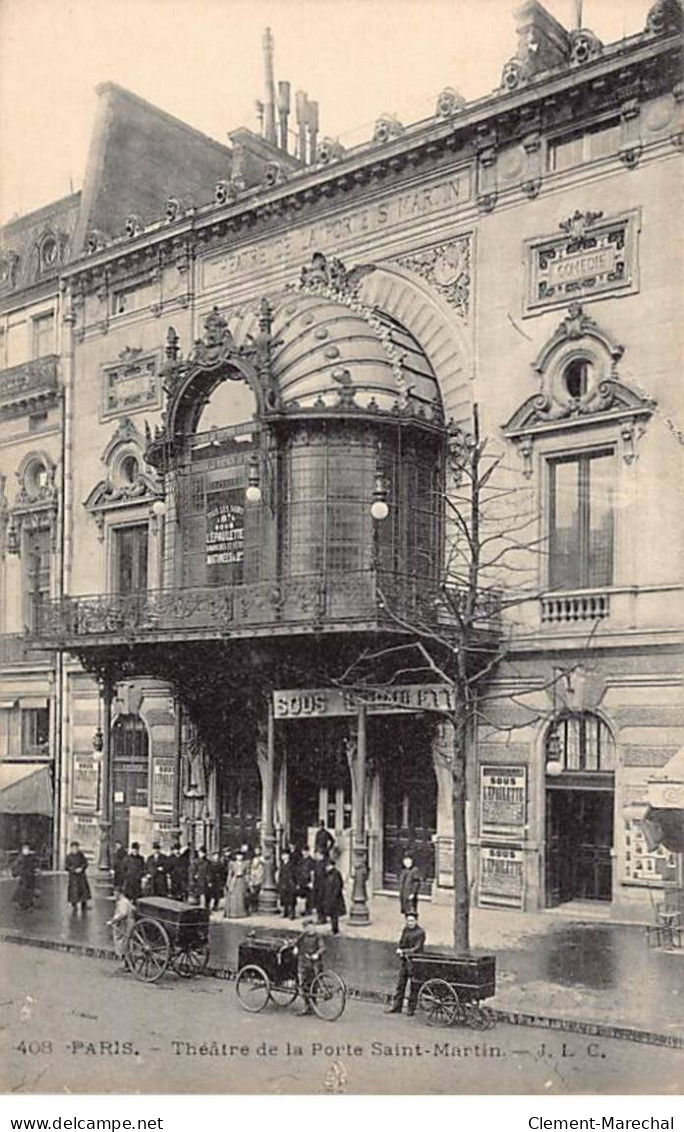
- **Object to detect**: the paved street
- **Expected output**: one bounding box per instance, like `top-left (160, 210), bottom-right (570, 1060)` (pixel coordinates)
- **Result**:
top-left (1, 944), bottom-right (682, 1095)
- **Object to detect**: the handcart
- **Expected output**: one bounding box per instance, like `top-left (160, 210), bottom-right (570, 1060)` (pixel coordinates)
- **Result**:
top-left (409, 952), bottom-right (497, 1029)
top-left (124, 896), bottom-right (210, 983)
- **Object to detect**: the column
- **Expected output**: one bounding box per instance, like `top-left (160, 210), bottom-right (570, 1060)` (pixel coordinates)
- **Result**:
top-left (257, 701), bottom-right (278, 912)
top-left (348, 704), bottom-right (370, 925)
top-left (95, 678), bottom-right (114, 895)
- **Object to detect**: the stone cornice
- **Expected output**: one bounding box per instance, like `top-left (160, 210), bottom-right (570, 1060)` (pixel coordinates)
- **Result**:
top-left (56, 31), bottom-right (682, 294)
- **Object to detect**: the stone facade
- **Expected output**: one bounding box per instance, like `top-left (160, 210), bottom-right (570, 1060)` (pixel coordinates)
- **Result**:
top-left (1, 0), bottom-right (682, 920)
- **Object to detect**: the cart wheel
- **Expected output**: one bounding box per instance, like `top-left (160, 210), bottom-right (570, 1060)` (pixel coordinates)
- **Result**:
top-left (125, 918), bottom-right (171, 983)
top-left (464, 1001), bottom-right (493, 1030)
top-left (310, 970), bottom-right (347, 1022)
top-left (417, 979), bottom-right (462, 1026)
top-left (172, 942), bottom-right (210, 978)
top-left (270, 980), bottom-right (299, 1007)
top-left (235, 965), bottom-right (270, 1012)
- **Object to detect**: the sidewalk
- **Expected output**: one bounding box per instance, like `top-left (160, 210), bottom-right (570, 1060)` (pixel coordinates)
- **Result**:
top-left (1, 874), bottom-right (683, 1045)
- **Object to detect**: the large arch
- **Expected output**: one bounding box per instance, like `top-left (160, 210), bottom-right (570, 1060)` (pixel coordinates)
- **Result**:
top-left (358, 263), bottom-right (474, 423)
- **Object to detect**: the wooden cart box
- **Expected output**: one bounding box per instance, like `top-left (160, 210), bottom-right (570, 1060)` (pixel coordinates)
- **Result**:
top-left (135, 897), bottom-right (209, 947)
top-left (238, 936), bottom-right (298, 982)
top-left (410, 952), bottom-right (496, 1000)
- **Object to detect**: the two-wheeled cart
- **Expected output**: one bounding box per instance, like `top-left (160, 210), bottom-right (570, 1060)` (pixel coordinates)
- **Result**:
top-left (124, 896), bottom-right (210, 982)
top-left (235, 935), bottom-right (347, 1021)
top-left (409, 952), bottom-right (497, 1028)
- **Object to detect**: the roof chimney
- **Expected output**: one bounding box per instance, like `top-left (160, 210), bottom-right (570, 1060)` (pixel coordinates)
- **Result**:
top-left (262, 28), bottom-right (277, 146)
top-left (277, 81), bottom-right (291, 153)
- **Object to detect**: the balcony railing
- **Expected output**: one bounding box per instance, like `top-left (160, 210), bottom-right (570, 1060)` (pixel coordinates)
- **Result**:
top-left (541, 589), bottom-right (610, 624)
top-left (34, 571), bottom-right (501, 648)
top-left (0, 633), bottom-right (56, 666)
top-left (0, 356), bottom-right (60, 419)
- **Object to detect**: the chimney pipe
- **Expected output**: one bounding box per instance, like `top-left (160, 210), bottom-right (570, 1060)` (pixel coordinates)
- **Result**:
top-left (307, 100), bottom-right (319, 165)
top-left (296, 89), bottom-right (309, 163)
top-left (277, 81), bottom-right (291, 153)
top-left (262, 28), bottom-right (277, 146)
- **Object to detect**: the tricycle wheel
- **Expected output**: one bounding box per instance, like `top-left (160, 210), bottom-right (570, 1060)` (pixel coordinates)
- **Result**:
top-left (310, 970), bottom-right (346, 1021)
top-left (270, 980), bottom-right (298, 1007)
top-left (125, 918), bottom-right (171, 983)
top-left (173, 942), bottom-right (210, 978)
top-left (236, 964), bottom-right (270, 1012)
top-left (417, 978), bottom-right (462, 1026)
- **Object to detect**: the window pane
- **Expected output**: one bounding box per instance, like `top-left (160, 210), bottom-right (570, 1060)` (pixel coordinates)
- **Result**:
top-left (587, 453), bottom-right (613, 586)
top-left (115, 526), bottom-right (148, 594)
top-left (549, 460), bottom-right (580, 589)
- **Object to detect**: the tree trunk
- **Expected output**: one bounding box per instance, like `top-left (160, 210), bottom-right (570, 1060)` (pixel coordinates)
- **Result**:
top-left (451, 715), bottom-right (470, 953)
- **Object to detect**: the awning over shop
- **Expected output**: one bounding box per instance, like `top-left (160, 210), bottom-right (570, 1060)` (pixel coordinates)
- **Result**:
top-left (0, 762), bottom-right (53, 816)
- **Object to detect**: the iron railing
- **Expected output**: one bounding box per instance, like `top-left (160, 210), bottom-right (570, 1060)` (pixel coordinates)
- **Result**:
top-left (34, 571), bottom-right (501, 647)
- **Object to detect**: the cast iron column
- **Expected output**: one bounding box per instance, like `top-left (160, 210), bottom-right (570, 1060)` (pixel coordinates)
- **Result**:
top-left (96, 679), bottom-right (114, 894)
top-left (348, 702), bottom-right (370, 925)
top-left (258, 701), bottom-right (279, 913)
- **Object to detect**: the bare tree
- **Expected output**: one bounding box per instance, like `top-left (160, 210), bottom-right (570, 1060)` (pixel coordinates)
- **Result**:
top-left (337, 405), bottom-right (576, 953)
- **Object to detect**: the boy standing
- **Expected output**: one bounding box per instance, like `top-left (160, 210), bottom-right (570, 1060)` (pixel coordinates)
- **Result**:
top-left (293, 917), bottom-right (325, 1015)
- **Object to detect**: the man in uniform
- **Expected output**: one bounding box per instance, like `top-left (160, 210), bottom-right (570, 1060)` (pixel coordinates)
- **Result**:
top-left (386, 911), bottom-right (426, 1016)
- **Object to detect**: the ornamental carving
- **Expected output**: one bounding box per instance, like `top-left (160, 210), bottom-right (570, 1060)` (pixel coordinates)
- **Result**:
top-left (395, 238), bottom-right (470, 319)
top-left (524, 210), bottom-right (640, 315)
top-left (645, 0), bottom-right (684, 36)
top-left (7, 453), bottom-right (58, 555)
top-left (298, 251), bottom-right (375, 299)
top-left (85, 418), bottom-right (160, 540)
top-left (502, 304), bottom-right (656, 475)
top-left (101, 347), bottom-right (161, 420)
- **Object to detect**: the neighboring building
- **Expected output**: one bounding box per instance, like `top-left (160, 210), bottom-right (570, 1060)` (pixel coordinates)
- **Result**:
top-left (2, 0), bottom-right (682, 922)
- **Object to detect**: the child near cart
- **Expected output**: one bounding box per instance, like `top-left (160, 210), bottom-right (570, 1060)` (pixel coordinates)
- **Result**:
top-left (292, 917), bottom-right (325, 1014)
top-left (107, 890), bottom-right (135, 965)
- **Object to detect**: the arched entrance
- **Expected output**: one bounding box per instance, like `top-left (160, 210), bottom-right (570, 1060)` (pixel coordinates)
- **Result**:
top-left (111, 713), bottom-right (149, 847)
top-left (544, 712), bottom-right (615, 905)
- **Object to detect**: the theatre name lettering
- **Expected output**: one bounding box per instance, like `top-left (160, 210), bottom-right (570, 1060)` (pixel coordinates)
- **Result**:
top-left (273, 684), bottom-right (458, 718)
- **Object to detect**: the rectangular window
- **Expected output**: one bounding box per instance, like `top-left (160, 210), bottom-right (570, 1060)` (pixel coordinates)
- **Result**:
top-left (21, 707), bottom-right (50, 755)
top-left (548, 119), bottom-right (621, 172)
top-left (548, 450), bottom-right (614, 590)
top-left (25, 528), bottom-right (51, 631)
top-left (112, 525), bottom-right (149, 594)
top-left (32, 312), bottom-right (55, 358)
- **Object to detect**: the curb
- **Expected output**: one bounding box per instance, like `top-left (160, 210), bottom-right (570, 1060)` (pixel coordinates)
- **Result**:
top-left (2, 930), bottom-right (682, 1051)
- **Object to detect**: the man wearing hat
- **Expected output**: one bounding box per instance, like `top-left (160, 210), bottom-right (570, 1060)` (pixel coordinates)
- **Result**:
top-left (121, 842), bottom-right (145, 902)
top-left (146, 841), bottom-right (169, 897)
top-left (386, 911), bottom-right (426, 1016)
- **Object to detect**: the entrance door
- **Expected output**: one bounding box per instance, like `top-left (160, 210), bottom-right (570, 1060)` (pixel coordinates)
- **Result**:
top-left (220, 756), bottom-right (261, 852)
top-left (545, 788), bottom-right (613, 905)
top-left (111, 714), bottom-right (149, 848)
top-left (381, 719), bottom-right (437, 891)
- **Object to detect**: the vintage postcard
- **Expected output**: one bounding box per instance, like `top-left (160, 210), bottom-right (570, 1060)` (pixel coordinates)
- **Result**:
top-left (1, 0), bottom-right (683, 1098)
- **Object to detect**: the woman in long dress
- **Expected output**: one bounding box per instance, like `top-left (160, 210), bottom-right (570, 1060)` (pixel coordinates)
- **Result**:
top-left (223, 852), bottom-right (247, 919)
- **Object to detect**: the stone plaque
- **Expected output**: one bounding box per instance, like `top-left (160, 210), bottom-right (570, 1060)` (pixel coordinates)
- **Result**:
top-left (101, 349), bottom-right (162, 420)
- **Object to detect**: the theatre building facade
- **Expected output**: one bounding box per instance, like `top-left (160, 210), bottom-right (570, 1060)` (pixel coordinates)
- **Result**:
top-left (6, 0), bottom-right (683, 919)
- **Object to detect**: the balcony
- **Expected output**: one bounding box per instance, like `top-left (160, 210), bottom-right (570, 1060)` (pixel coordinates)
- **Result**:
top-left (0, 356), bottom-right (60, 420)
top-left (34, 571), bottom-right (501, 650)
top-left (0, 633), bottom-right (56, 666)
top-left (541, 589), bottom-right (611, 624)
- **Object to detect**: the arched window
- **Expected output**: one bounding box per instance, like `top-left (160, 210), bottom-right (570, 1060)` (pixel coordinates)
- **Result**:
top-left (112, 713), bottom-right (149, 764)
top-left (545, 712), bottom-right (615, 774)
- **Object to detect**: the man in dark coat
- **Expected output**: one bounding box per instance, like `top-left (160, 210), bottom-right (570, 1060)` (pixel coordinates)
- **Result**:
top-left (192, 846), bottom-right (211, 907)
top-left (167, 843), bottom-right (189, 901)
top-left (321, 859), bottom-right (346, 935)
top-left (208, 850), bottom-right (227, 912)
top-left (146, 842), bottom-right (169, 897)
top-left (398, 854), bottom-right (422, 915)
top-left (296, 847), bottom-right (315, 915)
top-left (314, 820), bottom-right (334, 860)
top-left (12, 844), bottom-right (38, 910)
top-left (311, 850), bottom-right (327, 924)
top-left (386, 911), bottom-right (426, 1016)
top-left (121, 842), bottom-right (145, 902)
top-left (65, 841), bottom-right (91, 912)
top-left (277, 850), bottom-right (297, 919)
top-left (112, 841), bottom-right (127, 894)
